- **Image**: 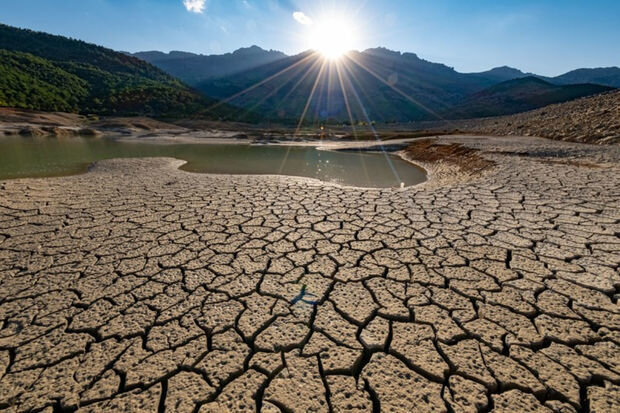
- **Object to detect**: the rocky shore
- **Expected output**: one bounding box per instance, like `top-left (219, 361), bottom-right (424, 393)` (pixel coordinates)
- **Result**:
top-left (0, 108), bottom-right (187, 138)
top-left (0, 135), bottom-right (619, 412)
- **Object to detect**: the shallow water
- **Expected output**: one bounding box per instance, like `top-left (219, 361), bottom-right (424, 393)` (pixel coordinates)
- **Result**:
top-left (0, 137), bottom-right (426, 188)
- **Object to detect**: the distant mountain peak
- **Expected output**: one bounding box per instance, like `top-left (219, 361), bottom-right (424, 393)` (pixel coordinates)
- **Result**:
top-left (133, 45), bottom-right (288, 85)
top-left (487, 66), bottom-right (526, 75)
top-left (496, 76), bottom-right (552, 87)
top-left (134, 46), bottom-right (286, 61)
top-left (471, 65), bottom-right (531, 82)
top-left (402, 52), bottom-right (421, 60)
top-left (168, 50), bottom-right (199, 58)
top-left (231, 45), bottom-right (285, 57)
top-left (553, 66), bottom-right (620, 87)
top-left (445, 75), bottom-right (613, 119)
top-left (132, 50), bottom-right (198, 62)
top-left (363, 47), bottom-right (402, 57)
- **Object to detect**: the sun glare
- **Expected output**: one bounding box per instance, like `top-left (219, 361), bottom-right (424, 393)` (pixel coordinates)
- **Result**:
top-left (308, 15), bottom-right (357, 60)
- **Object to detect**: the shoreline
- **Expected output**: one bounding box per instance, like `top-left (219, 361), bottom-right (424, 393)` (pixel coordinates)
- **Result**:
top-left (0, 134), bottom-right (432, 189)
top-left (2, 132), bottom-right (607, 189)
top-left (3, 89), bottom-right (620, 145)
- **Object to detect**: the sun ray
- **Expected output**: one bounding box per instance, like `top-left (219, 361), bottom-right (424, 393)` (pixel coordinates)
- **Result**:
top-left (237, 53), bottom-right (324, 121)
top-left (202, 52), bottom-right (319, 114)
top-left (311, 64), bottom-right (329, 123)
top-left (352, 54), bottom-right (450, 109)
top-left (335, 61), bottom-right (358, 135)
top-left (274, 54), bottom-right (325, 112)
top-left (335, 61), bottom-right (372, 185)
top-left (338, 59), bottom-right (403, 186)
top-left (345, 53), bottom-right (450, 122)
top-left (339, 57), bottom-right (392, 123)
top-left (295, 59), bottom-right (328, 135)
top-left (277, 58), bottom-right (328, 175)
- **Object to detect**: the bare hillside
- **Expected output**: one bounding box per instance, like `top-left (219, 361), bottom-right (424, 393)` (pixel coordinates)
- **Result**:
top-left (409, 90), bottom-right (620, 144)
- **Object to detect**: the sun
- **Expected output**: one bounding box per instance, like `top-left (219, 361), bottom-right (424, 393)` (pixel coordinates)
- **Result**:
top-left (308, 15), bottom-right (357, 60)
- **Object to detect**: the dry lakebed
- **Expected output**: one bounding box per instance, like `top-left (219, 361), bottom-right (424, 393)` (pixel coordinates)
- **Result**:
top-left (0, 135), bottom-right (619, 412)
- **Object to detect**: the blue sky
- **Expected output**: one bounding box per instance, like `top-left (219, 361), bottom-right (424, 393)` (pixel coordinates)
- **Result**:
top-left (2, 0), bottom-right (619, 76)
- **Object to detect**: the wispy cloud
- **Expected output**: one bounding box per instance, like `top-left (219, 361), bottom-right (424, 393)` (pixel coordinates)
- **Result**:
top-left (293, 11), bottom-right (313, 26)
top-left (183, 0), bottom-right (206, 14)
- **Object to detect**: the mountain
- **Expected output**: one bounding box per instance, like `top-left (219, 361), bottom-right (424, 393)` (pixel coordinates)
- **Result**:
top-left (194, 48), bottom-right (509, 123)
top-left (552, 67), bottom-right (620, 88)
top-left (134, 51), bottom-right (199, 62)
top-left (470, 66), bottom-right (531, 83)
top-left (195, 48), bottom-right (614, 123)
top-left (3, 23), bottom-right (616, 124)
top-left (469, 66), bottom-right (620, 88)
top-left (0, 23), bottom-right (238, 119)
top-left (189, 46), bottom-right (617, 123)
top-left (133, 46), bottom-right (287, 85)
top-left (444, 76), bottom-right (614, 119)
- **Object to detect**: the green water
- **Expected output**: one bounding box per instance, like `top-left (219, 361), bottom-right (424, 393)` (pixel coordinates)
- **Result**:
top-left (0, 136), bottom-right (426, 188)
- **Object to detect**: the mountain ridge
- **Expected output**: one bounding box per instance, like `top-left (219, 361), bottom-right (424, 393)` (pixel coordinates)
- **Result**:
top-left (134, 44), bottom-right (618, 123)
top-left (444, 76), bottom-right (614, 119)
top-left (135, 45), bottom-right (620, 87)
top-left (553, 67), bottom-right (620, 87)
top-left (132, 46), bottom-right (286, 85)
top-left (1, 21), bottom-right (617, 123)
top-left (0, 23), bottom-right (241, 119)
top-left (187, 48), bottom-right (617, 123)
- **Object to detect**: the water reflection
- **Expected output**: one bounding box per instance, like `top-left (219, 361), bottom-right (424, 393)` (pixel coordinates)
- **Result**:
top-left (0, 137), bottom-right (426, 188)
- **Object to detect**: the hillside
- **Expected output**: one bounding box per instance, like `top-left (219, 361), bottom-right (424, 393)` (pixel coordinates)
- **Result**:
top-left (0, 23), bottom-right (237, 119)
top-left (187, 47), bottom-right (618, 124)
top-left (407, 90), bottom-right (620, 144)
top-left (3, 22), bottom-right (616, 125)
top-left (552, 67), bottom-right (620, 88)
top-left (194, 48), bottom-right (504, 123)
top-left (470, 89), bottom-right (620, 144)
top-left (445, 77), bottom-right (614, 119)
top-left (133, 46), bottom-right (286, 85)
top-left (0, 50), bottom-right (89, 112)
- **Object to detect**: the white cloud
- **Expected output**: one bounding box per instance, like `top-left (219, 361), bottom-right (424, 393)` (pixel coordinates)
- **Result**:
top-left (183, 0), bottom-right (206, 14)
top-left (293, 11), bottom-right (313, 26)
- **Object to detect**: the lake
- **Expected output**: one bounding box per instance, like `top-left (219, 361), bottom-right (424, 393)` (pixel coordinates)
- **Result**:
top-left (0, 137), bottom-right (426, 188)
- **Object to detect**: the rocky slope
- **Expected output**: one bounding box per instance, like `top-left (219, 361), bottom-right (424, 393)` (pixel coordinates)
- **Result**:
top-left (413, 90), bottom-right (620, 144)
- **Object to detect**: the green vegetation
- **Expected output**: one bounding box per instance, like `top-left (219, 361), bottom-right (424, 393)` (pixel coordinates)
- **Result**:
top-left (0, 50), bottom-right (88, 112)
top-left (0, 23), bottom-right (244, 119)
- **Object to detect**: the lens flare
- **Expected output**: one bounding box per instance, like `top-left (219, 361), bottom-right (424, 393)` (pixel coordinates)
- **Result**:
top-left (307, 15), bottom-right (357, 60)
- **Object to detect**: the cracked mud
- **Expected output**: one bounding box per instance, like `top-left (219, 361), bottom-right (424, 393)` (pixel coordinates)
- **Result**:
top-left (0, 136), bottom-right (619, 412)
